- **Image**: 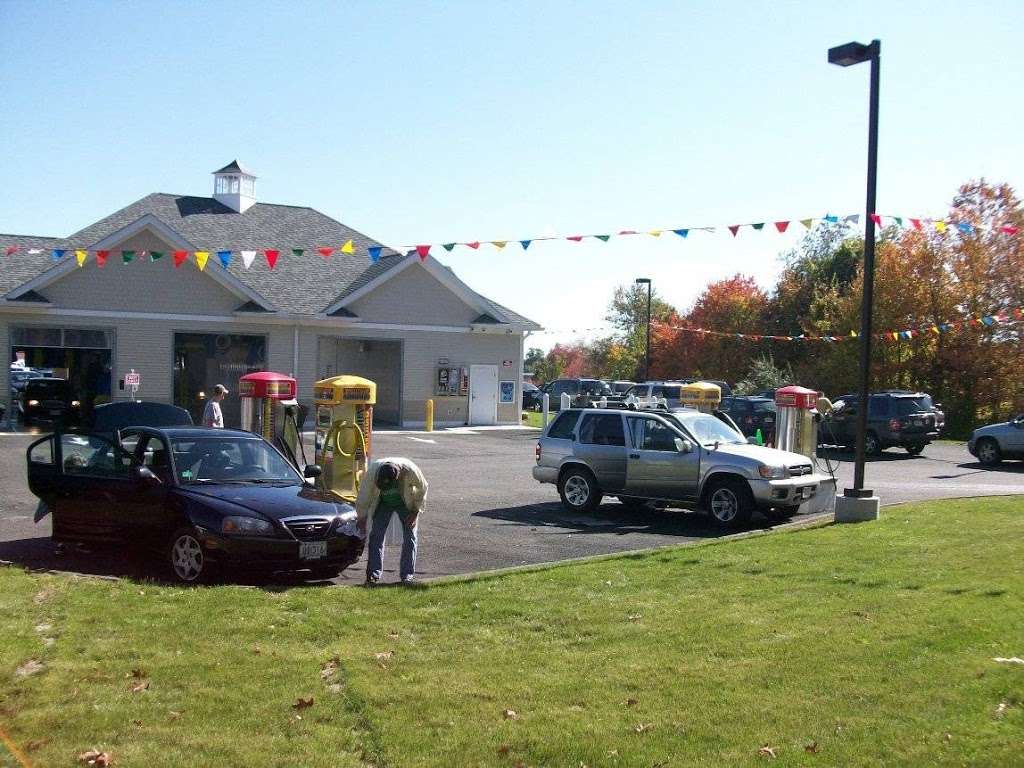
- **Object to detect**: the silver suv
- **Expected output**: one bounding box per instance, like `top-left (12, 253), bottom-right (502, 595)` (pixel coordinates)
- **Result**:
top-left (532, 408), bottom-right (828, 527)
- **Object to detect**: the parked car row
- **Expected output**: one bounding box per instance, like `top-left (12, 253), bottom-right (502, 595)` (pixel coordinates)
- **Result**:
top-left (526, 378), bottom-right (737, 412)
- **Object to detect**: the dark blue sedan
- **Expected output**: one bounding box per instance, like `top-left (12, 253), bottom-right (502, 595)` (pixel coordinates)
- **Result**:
top-left (26, 426), bottom-right (364, 583)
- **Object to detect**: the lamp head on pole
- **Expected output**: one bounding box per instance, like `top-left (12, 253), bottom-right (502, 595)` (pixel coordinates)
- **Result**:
top-left (635, 277), bottom-right (651, 285)
top-left (828, 40), bottom-right (878, 67)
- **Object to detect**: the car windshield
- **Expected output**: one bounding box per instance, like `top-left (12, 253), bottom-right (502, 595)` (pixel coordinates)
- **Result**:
top-left (752, 400), bottom-right (776, 413)
top-left (28, 380), bottom-right (68, 397)
top-left (895, 395), bottom-right (932, 415)
top-left (581, 380), bottom-right (612, 396)
top-left (171, 436), bottom-right (300, 485)
top-left (669, 412), bottom-right (746, 445)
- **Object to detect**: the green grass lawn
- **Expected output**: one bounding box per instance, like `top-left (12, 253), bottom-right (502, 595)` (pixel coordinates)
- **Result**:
top-left (2, 497), bottom-right (1023, 767)
top-left (522, 410), bottom-right (550, 428)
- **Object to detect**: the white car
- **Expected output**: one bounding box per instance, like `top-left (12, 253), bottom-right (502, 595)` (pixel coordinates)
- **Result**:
top-left (968, 414), bottom-right (1024, 465)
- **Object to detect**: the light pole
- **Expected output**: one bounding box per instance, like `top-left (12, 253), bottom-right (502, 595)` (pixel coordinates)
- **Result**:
top-left (635, 278), bottom-right (652, 380)
top-left (829, 39), bottom-right (882, 523)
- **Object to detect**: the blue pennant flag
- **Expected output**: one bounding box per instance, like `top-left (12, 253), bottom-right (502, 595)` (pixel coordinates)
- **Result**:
top-left (51, 249), bottom-right (66, 261)
top-left (673, 229), bottom-right (689, 238)
top-left (824, 214), bottom-right (839, 224)
top-left (957, 222), bottom-right (974, 234)
top-left (520, 240), bottom-right (531, 250)
top-left (368, 246), bottom-right (382, 263)
top-left (217, 250), bottom-right (232, 268)
top-left (981, 315), bottom-right (995, 326)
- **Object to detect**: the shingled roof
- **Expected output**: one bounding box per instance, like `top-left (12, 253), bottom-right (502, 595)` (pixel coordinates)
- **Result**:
top-left (3, 193), bottom-right (539, 328)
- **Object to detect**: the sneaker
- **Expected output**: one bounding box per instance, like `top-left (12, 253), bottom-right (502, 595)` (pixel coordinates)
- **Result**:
top-left (400, 575), bottom-right (415, 585)
top-left (364, 576), bottom-right (379, 587)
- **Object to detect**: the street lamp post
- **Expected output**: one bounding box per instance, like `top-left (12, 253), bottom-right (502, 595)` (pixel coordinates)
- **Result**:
top-left (829, 39), bottom-right (882, 523)
top-left (635, 278), bottom-right (652, 380)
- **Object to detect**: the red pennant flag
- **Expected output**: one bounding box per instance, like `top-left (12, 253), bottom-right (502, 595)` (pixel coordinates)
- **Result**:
top-left (870, 213), bottom-right (883, 226)
top-left (774, 221), bottom-right (790, 233)
top-left (317, 247), bottom-right (334, 257)
top-left (909, 218), bottom-right (922, 230)
top-left (173, 250), bottom-right (188, 268)
top-left (4, 246), bottom-right (17, 255)
top-left (618, 230), bottom-right (637, 235)
top-left (728, 225), bottom-right (740, 237)
top-left (264, 249), bottom-right (279, 269)
top-left (466, 241), bottom-right (480, 249)
top-left (1000, 225), bottom-right (1019, 235)
top-left (415, 244), bottom-right (431, 261)
top-left (96, 250), bottom-right (110, 267)
top-left (566, 235), bottom-right (583, 242)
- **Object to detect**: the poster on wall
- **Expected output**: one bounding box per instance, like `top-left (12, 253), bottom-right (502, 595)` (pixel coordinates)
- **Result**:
top-left (499, 381), bottom-right (515, 404)
top-left (436, 366), bottom-right (469, 396)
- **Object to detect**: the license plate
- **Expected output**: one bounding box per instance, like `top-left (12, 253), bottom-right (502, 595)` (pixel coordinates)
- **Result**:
top-left (299, 541), bottom-right (327, 560)
top-left (798, 487), bottom-right (812, 500)
top-left (49, 409), bottom-right (62, 416)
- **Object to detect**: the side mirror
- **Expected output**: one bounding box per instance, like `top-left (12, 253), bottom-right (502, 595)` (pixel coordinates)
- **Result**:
top-left (304, 464), bottom-right (323, 479)
top-left (747, 436), bottom-right (759, 445)
top-left (132, 465), bottom-right (162, 485)
top-left (675, 437), bottom-right (693, 453)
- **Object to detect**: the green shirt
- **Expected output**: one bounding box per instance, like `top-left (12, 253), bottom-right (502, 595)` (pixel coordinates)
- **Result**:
top-left (378, 484), bottom-right (405, 512)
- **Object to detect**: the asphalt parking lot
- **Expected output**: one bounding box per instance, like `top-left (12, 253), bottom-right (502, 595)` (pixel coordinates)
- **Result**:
top-left (1, 425), bottom-right (1022, 585)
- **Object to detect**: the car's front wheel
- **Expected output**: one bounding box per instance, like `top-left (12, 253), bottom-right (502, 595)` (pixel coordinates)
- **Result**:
top-left (705, 478), bottom-right (753, 528)
top-left (905, 444), bottom-right (924, 456)
top-left (976, 438), bottom-right (1002, 467)
top-left (168, 527), bottom-right (212, 584)
top-left (558, 467), bottom-right (602, 513)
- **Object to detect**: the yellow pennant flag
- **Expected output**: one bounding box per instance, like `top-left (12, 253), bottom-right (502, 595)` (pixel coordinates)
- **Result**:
top-left (75, 249), bottom-right (88, 267)
top-left (648, 230), bottom-right (662, 237)
top-left (849, 330), bottom-right (858, 337)
top-left (801, 218), bottom-right (814, 229)
top-left (492, 241), bottom-right (508, 250)
top-left (935, 220), bottom-right (947, 233)
top-left (930, 325), bottom-right (940, 334)
top-left (341, 239), bottom-right (355, 254)
top-left (195, 251), bottom-right (209, 271)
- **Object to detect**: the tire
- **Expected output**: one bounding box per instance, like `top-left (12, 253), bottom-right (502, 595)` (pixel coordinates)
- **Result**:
top-left (558, 467), bottom-right (602, 513)
top-left (167, 527), bottom-right (214, 584)
top-left (618, 495), bottom-right (654, 512)
top-left (976, 438), bottom-right (1002, 467)
top-left (704, 478), bottom-right (754, 528)
top-left (864, 431), bottom-right (882, 457)
top-left (905, 444), bottom-right (924, 456)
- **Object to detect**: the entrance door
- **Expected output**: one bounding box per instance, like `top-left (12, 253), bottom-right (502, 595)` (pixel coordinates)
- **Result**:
top-left (469, 365), bottom-right (498, 425)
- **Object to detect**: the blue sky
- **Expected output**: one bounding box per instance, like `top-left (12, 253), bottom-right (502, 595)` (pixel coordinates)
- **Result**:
top-left (2, 1), bottom-right (1021, 347)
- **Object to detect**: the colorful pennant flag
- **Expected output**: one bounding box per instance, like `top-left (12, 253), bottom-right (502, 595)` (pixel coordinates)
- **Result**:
top-left (52, 249), bottom-right (65, 261)
top-left (241, 250), bottom-right (257, 269)
top-left (648, 230), bottom-right (662, 237)
top-left (491, 241), bottom-right (507, 250)
top-left (935, 221), bottom-right (947, 233)
top-left (264, 249), bottom-right (279, 270)
top-left (751, 223), bottom-right (764, 231)
top-left (774, 221), bottom-right (789, 233)
top-left (595, 235), bottom-right (611, 242)
top-left (368, 246), bottom-right (382, 263)
top-left (567, 236), bottom-right (584, 242)
top-left (728, 225), bottom-right (740, 237)
top-left (910, 218), bottom-right (922, 230)
top-left (801, 219), bottom-right (814, 229)
top-left (292, 249), bottom-right (304, 258)
top-left (217, 250), bottom-right (231, 268)
top-left (442, 243), bottom-right (456, 251)
top-left (824, 215), bottom-right (839, 223)
top-left (1001, 225), bottom-right (1020, 235)
top-left (96, 250), bottom-right (109, 267)
top-left (195, 251), bottom-right (209, 271)
top-left (318, 247), bottom-right (334, 257)
top-left (673, 229), bottom-right (689, 238)
top-left (150, 250), bottom-right (164, 262)
top-left (415, 244), bottom-right (431, 260)
top-left (173, 250), bottom-right (188, 268)
top-left (341, 240), bottom-right (355, 254)
top-left (122, 250), bottom-right (135, 264)
top-left (870, 213), bottom-right (882, 226)
top-left (75, 249), bottom-right (87, 267)
top-left (520, 240), bottom-right (532, 250)
top-left (467, 241), bottom-right (480, 249)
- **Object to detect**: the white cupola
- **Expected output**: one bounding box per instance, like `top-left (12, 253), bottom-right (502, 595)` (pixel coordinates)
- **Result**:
top-left (212, 160), bottom-right (257, 213)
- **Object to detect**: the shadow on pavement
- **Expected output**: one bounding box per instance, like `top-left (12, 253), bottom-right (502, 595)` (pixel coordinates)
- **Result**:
top-left (472, 500), bottom-right (782, 538)
top-left (956, 460), bottom-right (1024, 475)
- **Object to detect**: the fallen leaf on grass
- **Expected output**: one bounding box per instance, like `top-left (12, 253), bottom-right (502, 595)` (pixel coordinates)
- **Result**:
top-left (25, 739), bottom-right (48, 752)
top-left (387, 630), bottom-right (400, 639)
top-left (78, 749), bottom-right (112, 766)
top-left (804, 741), bottom-right (819, 753)
top-left (628, 614), bottom-right (642, 622)
top-left (497, 745), bottom-right (510, 755)
top-left (292, 697), bottom-right (314, 711)
top-left (633, 723), bottom-right (653, 733)
top-left (374, 650), bottom-right (394, 662)
top-left (130, 680), bottom-right (150, 693)
top-left (168, 711), bottom-right (182, 721)
top-left (944, 732), bottom-right (953, 742)
top-left (131, 720), bottom-right (143, 728)
top-left (502, 709), bottom-right (519, 720)
top-left (130, 669), bottom-right (145, 679)
top-left (320, 657), bottom-right (340, 679)
top-left (251, 646), bottom-right (262, 655)
top-left (15, 659), bottom-right (45, 677)
top-left (757, 744), bottom-right (778, 759)
top-left (625, 698), bottom-right (639, 707)
top-left (993, 657), bottom-right (1024, 665)
top-left (995, 701), bottom-right (1009, 718)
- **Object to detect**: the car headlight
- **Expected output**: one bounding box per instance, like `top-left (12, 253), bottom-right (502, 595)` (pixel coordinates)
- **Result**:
top-left (71, 400), bottom-right (81, 407)
top-left (221, 516), bottom-right (274, 536)
top-left (758, 464), bottom-right (786, 479)
top-left (28, 399), bottom-right (39, 406)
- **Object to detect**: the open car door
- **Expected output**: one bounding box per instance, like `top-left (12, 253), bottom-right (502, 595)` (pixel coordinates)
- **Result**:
top-left (27, 432), bottom-right (139, 544)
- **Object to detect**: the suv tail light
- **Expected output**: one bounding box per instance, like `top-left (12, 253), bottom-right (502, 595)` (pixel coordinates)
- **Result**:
top-left (889, 418), bottom-right (901, 431)
top-left (535, 443), bottom-right (541, 463)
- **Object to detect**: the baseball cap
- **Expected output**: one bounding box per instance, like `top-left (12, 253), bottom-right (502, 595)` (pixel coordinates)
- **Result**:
top-left (213, 384), bottom-right (229, 395)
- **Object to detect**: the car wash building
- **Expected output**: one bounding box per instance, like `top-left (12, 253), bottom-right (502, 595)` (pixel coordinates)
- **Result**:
top-left (0, 161), bottom-right (539, 428)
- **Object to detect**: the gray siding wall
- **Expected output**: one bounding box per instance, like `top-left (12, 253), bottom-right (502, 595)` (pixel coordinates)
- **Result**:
top-left (348, 263), bottom-right (481, 326)
top-left (41, 231), bottom-right (242, 314)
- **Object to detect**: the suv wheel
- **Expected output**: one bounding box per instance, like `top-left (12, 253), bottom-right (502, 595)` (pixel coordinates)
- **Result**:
top-left (705, 478), bottom-right (753, 528)
top-left (558, 467), bottom-right (602, 513)
top-left (864, 431), bottom-right (882, 457)
top-left (976, 438), bottom-right (1002, 467)
top-left (168, 527), bottom-right (215, 584)
top-left (905, 444), bottom-right (924, 456)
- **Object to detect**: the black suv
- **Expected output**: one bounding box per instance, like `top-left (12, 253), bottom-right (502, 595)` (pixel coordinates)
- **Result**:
top-left (720, 396), bottom-right (777, 443)
top-left (540, 378), bottom-right (613, 410)
top-left (823, 390), bottom-right (944, 456)
top-left (21, 378), bottom-right (81, 427)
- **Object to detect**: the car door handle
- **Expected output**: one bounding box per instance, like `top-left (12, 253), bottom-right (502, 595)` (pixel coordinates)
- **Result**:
top-left (629, 452), bottom-right (640, 459)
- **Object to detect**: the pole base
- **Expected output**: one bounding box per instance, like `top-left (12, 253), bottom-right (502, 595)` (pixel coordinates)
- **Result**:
top-left (835, 491), bottom-right (880, 523)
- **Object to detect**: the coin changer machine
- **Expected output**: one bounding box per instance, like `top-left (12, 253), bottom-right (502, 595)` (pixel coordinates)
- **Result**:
top-left (313, 375), bottom-right (376, 502)
top-left (774, 385), bottom-right (823, 459)
top-left (238, 372), bottom-right (306, 469)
